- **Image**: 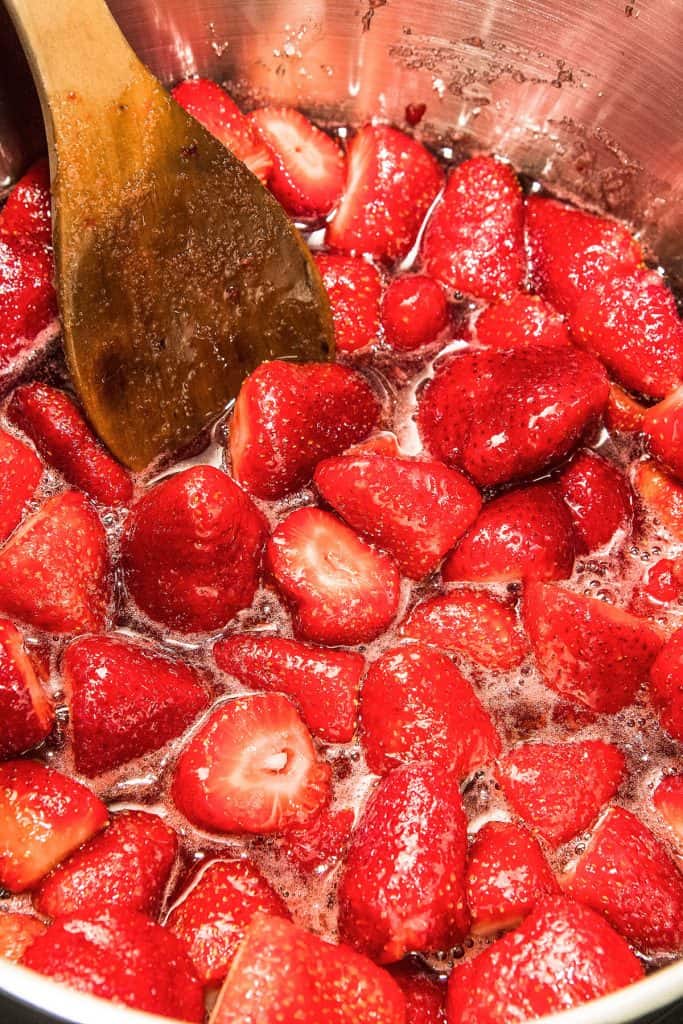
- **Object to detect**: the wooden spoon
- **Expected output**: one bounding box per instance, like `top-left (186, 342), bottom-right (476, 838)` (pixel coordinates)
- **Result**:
top-left (4, 0), bottom-right (334, 470)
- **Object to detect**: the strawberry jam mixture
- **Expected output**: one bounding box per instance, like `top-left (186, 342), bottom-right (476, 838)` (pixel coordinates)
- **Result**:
top-left (1, 77), bottom-right (683, 1024)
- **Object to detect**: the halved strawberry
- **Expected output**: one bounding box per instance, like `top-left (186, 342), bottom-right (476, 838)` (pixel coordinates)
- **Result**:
top-left (213, 633), bottom-right (363, 743)
top-left (381, 274), bottom-right (449, 351)
top-left (421, 156), bottom-right (524, 301)
top-left (557, 449), bottom-right (633, 554)
top-left (641, 558), bottom-right (683, 607)
top-left (172, 693), bottom-right (331, 834)
top-left (654, 775), bottom-right (683, 842)
top-left (633, 459), bottom-right (683, 540)
top-left (417, 345), bottom-right (609, 488)
top-left (249, 107), bottom-right (346, 217)
top-left (172, 77), bottom-right (272, 182)
top-left (649, 626), bottom-right (683, 741)
top-left (524, 582), bottom-right (663, 712)
top-left (0, 491), bottom-right (111, 634)
top-left (229, 360), bottom-right (380, 501)
top-left (315, 254), bottom-right (382, 353)
top-left (314, 452), bottom-right (482, 579)
top-left (267, 507), bottom-right (400, 645)
top-left (496, 740), bottom-right (625, 847)
top-left (0, 759), bottom-right (107, 892)
top-left (643, 385), bottom-right (683, 481)
top-left (1, 158), bottom-right (51, 245)
top-left (0, 617), bottom-right (54, 758)
top-left (338, 762), bottom-right (470, 962)
top-left (359, 642), bottom-right (500, 777)
top-left (474, 293), bottom-right (570, 349)
top-left (0, 235), bottom-right (58, 375)
top-left (326, 124), bottom-right (443, 262)
top-left (274, 805), bottom-right (355, 874)
top-left (387, 961), bottom-right (446, 1024)
top-left (0, 427), bottom-right (42, 543)
top-left (0, 913), bottom-right (47, 962)
top-left (605, 382), bottom-right (646, 434)
top-left (345, 431), bottom-right (402, 458)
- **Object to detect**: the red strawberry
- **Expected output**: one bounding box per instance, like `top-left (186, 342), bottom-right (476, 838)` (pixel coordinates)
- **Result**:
top-left (649, 626), bottom-right (683, 741)
top-left (210, 913), bottom-right (406, 1024)
top-left (0, 491), bottom-right (111, 634)
top-left (359, 642), bottom-right (500, 776)
top-left (315, 253), bottom-right (382, 353)
top-left (642, 558), bottom-right (683, 606)
top-left (633, 459), bottom-right (683, 540)
top-left (1, 158), bottom-right (51, 245)
top-left (274, 805), bottom-right (355, 874)
top-left (0, 235), bottom-right (58, 374)
top-left (326, 124), bottom-right (443, 262)
top-left (605, 382), bottom-right (646, 434)
top-left (563, 806), bottom-right (683, 952)
top-left (643, 384), bottom-right (683, 480)
top-left (654, 775), bottom-right (683, 842)
top-left (387, 961), bottom-right (446, 1024)
top-left (0, 617), bottom-right (54, 758)
top-left (22, 907), bottom-right (203, 1022)
top-left (122, 465), bottom-right (266, 633)
top-left (557, 449), bottom-right (633, 554)
top-left (417, 346), bottom-right (609, 488)
top-left (172, 693), bottom-right (331, 834)
top-left (229, 360), bottom-right (379, 500)
top-left (0, 428), bottom-right (42, 543)
top-left (0, 760), bottom-right (107, 892)
top-left (446, 896), bottom-right (643, 1024)
top-left (524, 582), bottom-right (663, 712)
top-left (401, 588), bottom-right (528, 671)
top-left (496, 740), bottom-right (625, 847)
top-left (346, 431), bottom-right (402, 458)
top-left (34, 810), bottom-right (178, 919)
top-left (267, 507), bottom-right (400, 645)
top-left (444, 483), bottom-right (575, 584)
top-left (314, 452), bottom-right (482, 579)
top-left (213, 633), bottom-right (363, 743)
top-left (421, 156), bottom-right (524, 301)
top-left (338, 762), bottom-right (470, 962)
top-left (475, 293), bottom-right (570, 349)
top-left (381, 275), bottom-right (449, 351)
top-left (172, 78), bottom-right (272, 182)
top-left (0, 913), bottom-right (47, 962)
top-left (249, 107), bottom-right (346, 217)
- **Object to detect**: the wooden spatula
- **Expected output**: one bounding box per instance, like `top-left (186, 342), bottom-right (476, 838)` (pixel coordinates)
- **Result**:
top-left (4, 0), bottom-right (334, 470)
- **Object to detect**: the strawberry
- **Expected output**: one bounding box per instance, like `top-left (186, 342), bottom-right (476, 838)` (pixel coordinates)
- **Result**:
top-left (642, 558), bottom-right (683, 606)
top-left (267, 507), bottom-right (400, 645)
top-left (417, 346), bottom-right (609, 488)
top-left (1, 158), bottom-right (51, 245)
top-left (562, 806), bottom-right (683, 952)
top-left (213, 633), bottom-right (363, 743)
top-left (387, 961), bottom-right (446, 1024)
top-left (172, 77), bottom-right (272, 182)
top-left (654, 775), bottom-right (683, 842)
top-left (443, 483), bottom-right (575, 583)
top-left (346, 431), bottom-right (402, 458)
top-left (421, 156), bottom-right (524, 301)
top-left (0, 759), bottom-right (107, 892)
top-left (34, 809), bottom-right (178, 919)
top-left (122, 465), bottom-right (266, 633)
top-left (649, 626), bottom-right (683, 740)
top-left (172, 693), bottom-right (331, 834)
top-left (496, 740), bottom-right (625, 847)
top-left (209, 913), bottom-right (406, 1024)
top-left (315, 253), bottom-right (382, 353)
top-left (381, 274), bottom-right (449, 351)
top-left (359, 642), bottom-right (500, 776)
top-left (474, 293), bottom-right (570, 349)
top-left (274, 805), bottom-right (355, 874)
top-left (401, 588), bottom-right (528, 671)
top-left (326, 124), bottom-right (443, 262)
top-left (229, 360), bottom-right (380, 500)
top-left (314, 452), bottom-right (482, 578)
top-left (0, 491), bottom-right (111, 634)
top-left (338, 762), bottom-right (470, 962)
top-left (605, 382), bottom-right (646, 434)
top-left (466, 821), bottom-right (559, 935)
top-left (166, 857), bottom-right (290, 982)
top-left (643, 384), bottom-right (683, 480)
top-left (0, 617), bottom-right (54, 758)
top-left (0, 427), bottom-right (42, 543)
top-left (0, 235), bottom-right (57, 374)
top-left (446, 896), bottom-right (644, 1024)
top-left (249, 107), bottom-right (346, 217)
top-left (0, 912), bottom-right (47, 962)
top-left (524, 582), bottom-right (663, 712)
top-left (22, 907), bottom-right (204, 1022)
top-left (557, 449), bottom-right (633, 554)
top-left (633, 459), bottom-right (683, 540)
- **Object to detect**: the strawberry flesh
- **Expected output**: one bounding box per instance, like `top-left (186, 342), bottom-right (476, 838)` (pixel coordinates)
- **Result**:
top-left (315, 253), bottom-right (382, 353)
top-left (475, 293), bottom-right (570, 349)
top-left (654, 775), bottom-right (683, 842)
top-left (557, 449), bottom-right (633, 554)
top-left (606, 382), bottom-right (646, 434)
top-left (649, 626), bottom-right (683, 741)
top-left (274, 805), bottom-right (355, 874)
top-left (0, 617), bottom-right (54, 758)
top-left (387, 961), bottom-right (446, 1024)
top-left (0, 427), bottom-right (42, 543)
top-left (633, 459), bottom-right (683, 541)
top-left (643, 384), bottom-right (683, 481)
top-left (0, 913), bottom-right (47, 962)
top-left (381, 275), bottom-right (449, 351)
top-left (1, 158), bottom-right (52, 245)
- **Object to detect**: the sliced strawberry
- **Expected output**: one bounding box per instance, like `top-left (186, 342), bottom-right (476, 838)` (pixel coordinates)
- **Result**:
top-left (249, 107), bottom-right (346, 217)
top-left (421, 156), bottom-right (524, 301)
top-left (338, 762), bottom-right (470, 962)
top-left (654, 776), bottom-right (683, 842)
top-left (346, 431), bottom-right (402, 458)
top-left (0, 491), bottom-right (111, 634)
top-left (0, 759), bottom-right (107, 892)
top-left (267, 507), bottom-right (400, 645)
top-left (444, 483), bottom-right (575, 583)
top-left (475, 293), bottom-right (570, 349)
top-left (643, 558), bottom-right (683, 606)
top-left (0, 235), bottom-right (57, 375)
top-left (633, 459), bottom-right (683, 540)
top-left (229, 360), bottom-right (379, 501)
top-left (387, 961), bottom-right (446, 1024)
top-left (314, 452), bottom-right (482, 578)
top-left (557, 449), bottom-right (633, 554)
top-left (649, 626), bottom-right (683, 741)
top-left (381, 274), bottom-right (449, 351)
top-left (172, 692), bottom-right (331, 834)
top-left (0, 912), bottom-right (47, 962)
top-left (166, 857), bottom-right (290, 983)
top-left (496, 740), bottom-right (625, 847)
top-left (417, 345), bottom-right (609, 488)
top-left (0, 427), bottom-right (42, 543)
top-left (401, 588), bottom-right (528, 671)
top-left (315, 253), bottom-right (382, 353)
top-left (122, 465), bottom-right (265, 633)
top-left (563, 806), bottom-right (683, 952)
top-left (524, 582), bottom-right (663, 712)
top-left (1, 158), bottom-right (51, 245)
top-left (274, 805), bottom-right (355, 874)
top-left (34, 809), bottom-right (177, 919)
top-left (0, 617), bottom-right (54, 758)
top-left (643, 384), bottom-right (683, 481)
top-left (213, 633), bottom-right (362, 743)
top-left (22, 907), bottom-right (203, 1021)
top-left (605, 382), bottom-right (646, 434)
top-left (446, 896), bottom-right (643, 1024)
top-left (326, 124), bottom-right (443, 262)
top-left (172, 78), bottom-right (272, 182)
top-left (359, 642), bottom-right (500, 777)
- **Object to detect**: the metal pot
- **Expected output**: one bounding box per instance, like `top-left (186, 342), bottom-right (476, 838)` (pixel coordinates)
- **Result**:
top-left (0, 1), bottom-right (682, 1022)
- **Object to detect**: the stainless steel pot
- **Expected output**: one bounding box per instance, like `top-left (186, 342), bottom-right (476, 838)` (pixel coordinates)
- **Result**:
top-left (0, 1), bottom-right (682, 1022)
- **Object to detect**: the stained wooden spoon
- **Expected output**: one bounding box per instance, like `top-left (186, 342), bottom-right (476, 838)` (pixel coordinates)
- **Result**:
top-left (4, 0), bottom-right (334, 470)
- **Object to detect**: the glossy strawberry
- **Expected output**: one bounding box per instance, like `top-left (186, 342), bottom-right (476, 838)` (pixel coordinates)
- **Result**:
top-left (0, 427), bottom-right (42, 543)
top-left (654, 775), bottom-right (683, 842)
top-left (633, 459), bottom-right (683, 540)
top-left (557, 449), bottom-right (633, 554)
top-left (475, 293), bottom-right (570, 349)
top-left (387, 962), bottom-right (446, 1024)
top-left (606, 382), bottom-right (646, 434)
top-left (381, 275), bottom-right (449, 351)
top-left (315, 253), bottom-right (382, 353)
top-left (274, 806), bottom-right (355, 874)
top-left (649, 626), bottom-right (683, 740)
top-left (643, 385), bottom-right (683, 480)
top-left (0, 913), bottom-right (47, 962)
top-left (0, 617), bottom-right (53, 758)
top-left (1, 158), bottom-right (51, 244)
